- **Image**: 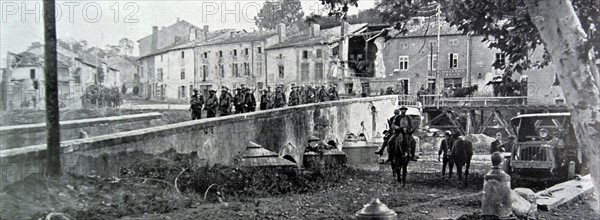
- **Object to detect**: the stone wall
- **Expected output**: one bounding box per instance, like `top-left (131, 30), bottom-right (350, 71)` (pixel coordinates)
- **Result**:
top-left (0, 95), bottom-right (398, 187)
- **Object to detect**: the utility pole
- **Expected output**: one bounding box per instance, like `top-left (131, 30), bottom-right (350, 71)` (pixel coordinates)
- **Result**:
top-left (44, 0), bottom-right (61, 176)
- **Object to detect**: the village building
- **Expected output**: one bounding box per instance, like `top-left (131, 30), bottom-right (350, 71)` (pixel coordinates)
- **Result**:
top-left (380, 19), bottom-right (565, 104)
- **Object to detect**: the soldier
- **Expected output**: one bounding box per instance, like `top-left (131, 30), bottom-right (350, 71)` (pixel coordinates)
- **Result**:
top-left (288, 85), bottom-right (300, 106)
top-left (318, 85), bottom-right (329, 102)
top-left (490, 132), bottom-right (503, 154)
top-left (395, 106), bottom-right (417, 161)
top-left (205, 89), bottom-right (218, 118)
top-left (375, 109), bottom-right (401, 155)
top-left (233, 88), bottom-right (244, 114)
top-left (259, 89), bottom-right (271, 110)
top-left (244, 88), bottom-right (256, 112)
top-left (305, 84), bottom-right (316, 103)
top-left (438, 131), bottom-right (455, 177)
top-left (219, 86), bottom-right (233, 116)
top-left (329, 84), bottom-right (339, 101)
top-left (189, 88), bottom-right (204, 120)
top-left (273, 85), bottom-right (286, 108)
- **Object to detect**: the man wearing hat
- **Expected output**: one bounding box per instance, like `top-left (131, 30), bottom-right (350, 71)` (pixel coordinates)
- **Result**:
top-left (233, 87), bottom-right (244, 114)
top-left (260, 89), bottom-right (271, 110)
top-left (501, 135), bottom-right (517, 158)
top-left (329, 84), bottom-right (339, 101)
top-left (273, 85), bottom-right (286, 108)
top-left (305, 84), bottom-right (316, 103)
top-left (244, 87), bottom-right (256, 112)
top-left (393, 106), bottom-right (417, 161)
top-left (219, 86), bottom-right (233, 116)
top-left (438, 130), bottom-right (455, 177)
top-left (489, 132), bottom-right (503, 154)
top-left (318, 84), bottom-right (329, 102)
top-left (375, 109), bottom-right (401, 156)
top-left (205, 89), bottom-right (219, 118)
top-left (288, 85), bottom-right (300, 106)
top-left (189, 88), bottom-right (204, 120)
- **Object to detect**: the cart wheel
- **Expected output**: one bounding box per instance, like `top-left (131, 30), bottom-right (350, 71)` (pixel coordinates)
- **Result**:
top-left (568, 161), bottom-right (576, 180)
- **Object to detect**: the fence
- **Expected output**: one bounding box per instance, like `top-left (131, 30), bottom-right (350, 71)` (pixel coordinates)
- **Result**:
top-left (419, 94), bottom-right (531, 108)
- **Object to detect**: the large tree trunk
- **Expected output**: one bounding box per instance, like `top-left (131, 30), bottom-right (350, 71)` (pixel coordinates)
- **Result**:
top-left (524, 0), bottom-right (600, 210)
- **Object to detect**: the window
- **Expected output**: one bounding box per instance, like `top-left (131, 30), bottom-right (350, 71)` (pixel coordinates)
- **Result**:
top-left (443, 78), bottom-right (462, 89)
top-left (257, 47), bottom-right (262, 54)
top-left (233, 49), bottom-right (237, 56)
top-left (181, 51), bottom-right (185, 58)
top-left (219, 64), bottom-right (224, 77)
top-left (316, 49), bottom-right (322, 58)
top-left (244, 48), bottom-right (249, 55)
top-left (428, 54), bottom-right (438, 71)
top-left (179, 86), bottom-right (186, 98)
top-left (315, 63), bottom-right (324, 80)
top-left (256, 62), bottom-right (263, 76)
top-left (190, 85), bottom-right (194, 96)
top-left (30, 69), bottom-right (35, 79)
top-left (232, 63), bottom-right (239, 77)
top-left (157, 68), bottom-right (163, 80)
top-left (301, 63), bottom-right (309, 81)
top-left (449, 53), bottom-right (458, 68)
top-left (429, 41), bottom-right (438, 46)
top-left (180, 68), bottom-right (185, 79)
top-left (203, 52), bottom-right (208, 59)
top-left (219, 51), bottom-right (223, 57)
top-left (449, 39), bottom-right (458, 45)
top-left (278, 54), bottom-right (283, 59)
top-left (202, 65), bottom-right (208, 81)
top-left (399, 56), bottom-right (409, 71)
top-left (302, 50), bottom-right (308, 59)
top-left (401, 42), bottom-right (409, 49)
top-left (243, 62), bottom-right (250, 76)
top-left (495, 53), bottom-right (506, 67)
top-left (160, 54), bottom-right (163, 62)
top-left (278, 65), bottom-right (284, 78)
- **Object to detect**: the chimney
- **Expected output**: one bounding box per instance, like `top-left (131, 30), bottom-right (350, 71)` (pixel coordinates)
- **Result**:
top-left (151, 26), bottom-right (159, 52)
top-left (277, 23), bottom-right (287, 43)
top-left (310, 23), bottom-right (321, 38)
top-left (203, 25), bottom-right (209, 42)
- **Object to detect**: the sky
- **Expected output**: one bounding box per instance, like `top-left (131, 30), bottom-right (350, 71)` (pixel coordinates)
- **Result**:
top-left (0, 0), bottom-right (376, 68)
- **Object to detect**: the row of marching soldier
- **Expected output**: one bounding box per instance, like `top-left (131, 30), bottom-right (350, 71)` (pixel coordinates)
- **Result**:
top-left (189, 83), bottom-right (340, 120)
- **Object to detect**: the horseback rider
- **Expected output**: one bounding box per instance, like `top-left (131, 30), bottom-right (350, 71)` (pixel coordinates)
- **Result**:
top-left (394, 106), bottom-right (417, 161)
top-left (375, 109), bottom-right (400, 156)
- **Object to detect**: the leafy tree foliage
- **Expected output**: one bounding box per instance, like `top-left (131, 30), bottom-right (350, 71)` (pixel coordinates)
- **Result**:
top-left (305, 9), bottom-right (384, 29)
top-left (255, 0), bottom-right (305, 30)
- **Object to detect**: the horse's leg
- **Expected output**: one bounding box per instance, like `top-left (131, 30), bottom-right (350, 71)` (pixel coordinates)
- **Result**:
top-left (448, 160), bottom-right (454, 179)
top-left (402, 160), bottom-right (408, 187)
top-left (464, 161), bottom-right (471, 187)
top-left (457, 164), bottom-right (463, 181)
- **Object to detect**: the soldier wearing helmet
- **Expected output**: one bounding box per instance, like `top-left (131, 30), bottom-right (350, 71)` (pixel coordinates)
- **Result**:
top-left (189, 88), bottom-right (204, 120)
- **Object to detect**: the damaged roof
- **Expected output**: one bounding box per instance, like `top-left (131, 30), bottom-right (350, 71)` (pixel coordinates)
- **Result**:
top-left (267, 23), bottom-right (369, 50)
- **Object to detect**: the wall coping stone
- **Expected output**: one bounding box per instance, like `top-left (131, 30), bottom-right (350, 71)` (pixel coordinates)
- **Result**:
top-left (0, 112), bottom-right (163, 135)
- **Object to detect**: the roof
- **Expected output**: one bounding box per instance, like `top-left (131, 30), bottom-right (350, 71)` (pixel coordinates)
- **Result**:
top-left (138, 29), bottom-right (234, 59)
top-left (511, 112), bottom-right (571, 121)
top-left (202, 30), bottom-right (277, 46)
top-left (137, 20), bottom-right (199, 43)
top-left (391, 19), bottom-right (462, 38)
top-left (267, 23), bottom-right (368, 50)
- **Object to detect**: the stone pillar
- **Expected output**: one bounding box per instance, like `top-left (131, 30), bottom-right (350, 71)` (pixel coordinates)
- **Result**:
top-left (482, 152), bottom-right (513, 218)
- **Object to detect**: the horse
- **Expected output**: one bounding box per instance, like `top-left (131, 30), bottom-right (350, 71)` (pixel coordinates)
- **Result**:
top-left (387, 130), bottom-right (413, 186)
top-left (453, 85), bottom-right (479, 97)
top-left (449, 136), bottom-right (474, 187)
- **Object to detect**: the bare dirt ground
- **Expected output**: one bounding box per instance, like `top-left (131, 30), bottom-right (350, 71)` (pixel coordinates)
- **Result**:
top-left (1, 151), bottom-right (598, 220)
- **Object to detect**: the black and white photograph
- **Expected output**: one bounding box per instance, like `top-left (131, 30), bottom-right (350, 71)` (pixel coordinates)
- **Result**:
top-left (0, 0), bottom-right (599, 219)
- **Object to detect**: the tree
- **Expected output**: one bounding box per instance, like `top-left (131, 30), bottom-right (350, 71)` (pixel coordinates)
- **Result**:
top-left (255, 0), bottom-right (304, 30)
top-left (118, 38), bottom-right (134, 56)
top-left (320, 0), bottom-right (600, 209)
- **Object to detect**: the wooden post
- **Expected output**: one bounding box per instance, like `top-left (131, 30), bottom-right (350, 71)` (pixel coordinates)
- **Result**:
top-left (44, 0), bottom-right (61, 176)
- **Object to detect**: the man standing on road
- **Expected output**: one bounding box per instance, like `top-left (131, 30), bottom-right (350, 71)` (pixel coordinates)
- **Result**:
top-left (189, 88), bottom-right (204, 120)
top-left (438, 131), bottom-right (455, 178)
top-left (288, 85), bottom-right (300, 106)
top-left (259, 89), bottom-right (271, 110)
top-left (233, 88), bottom-right (244, 114)
top-left (205, 89), bottom-right (218, 118)
top-left (244, 88), bottom-right (256, 112)
top-left (489, 132), bottom-right (504, 154)
top-left (219, 86), bottom-right (233, 116)
top-left (273, 85), bottom-right (286, 108)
